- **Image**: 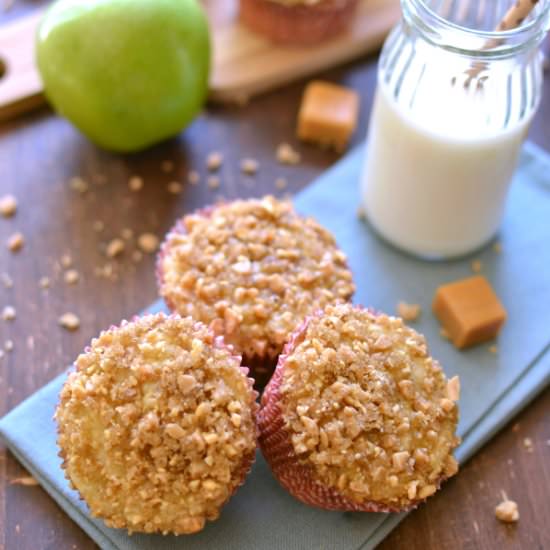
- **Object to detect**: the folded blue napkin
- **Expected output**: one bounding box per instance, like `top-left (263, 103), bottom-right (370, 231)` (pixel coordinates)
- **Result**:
top-left (1, 142), bottom-right (550, 550)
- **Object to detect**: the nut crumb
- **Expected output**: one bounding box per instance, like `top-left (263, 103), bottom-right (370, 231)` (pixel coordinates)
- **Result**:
top-left (167, 181), bottom-right (183, 194)
top-left (161, 160), bottom-right (174, 173)
top-left (64, 270), bottom-right (80, 285)
top-left (2, 306), bottom-right (16, 321)
top-left (0, 194), bottom-right (17, 217)
top-left (92, 220), bottom-right (105, 233)
top-left (59, 313), bottom-right (80, 331)
top-left (10, 476), bottom-right (38, 486)
top-left (276, 143), bottom-right (301, 165)
top-left (106, 238), bottom-right (125, 258)
top-left (4, 340), bottom-right (14, 352)
top-left (495, 497), bottom-right (519, 523)
top-left (488, 345), bottom-right (498, 354)
top-left (207, 176), bottom-right (220, 189)
top-left (1, 273), bottom-right (13, 288)
top-left (188, 170), bottom-right (200, 185)
top-left (39, 276), bottom-right (51, 289)
top-left (128, 176), bottom-right (144, 192)
top-left (241, 158), bottom-right (259, 175)
top-left (61, 254), bottom-right (72, 268)
top-left (7, 232), bottom-right (24, 252)
top-left (523, 437), bottom-right (533, 453)
top-left (137, 233), bottom-right (159, 254)
top-left (70, 177), bottom-right (89, 194)
top-left (275, 177), bottom-right (287, 190)
top-left (471, 259), bottom-right (482, 273)
top-left (206, 152), bottom-right (223, 172)
top-left (396, 301), bottom-right (421, 322)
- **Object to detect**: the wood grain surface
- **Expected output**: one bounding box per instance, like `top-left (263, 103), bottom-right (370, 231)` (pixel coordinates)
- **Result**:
top-left (1, 2), bottom-right (549, 549)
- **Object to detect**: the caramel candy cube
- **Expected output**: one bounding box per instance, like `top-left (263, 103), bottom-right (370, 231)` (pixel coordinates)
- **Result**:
top-left (432, 276), bottom-right (507, 349)
top-left (297, 81), bottom-right (360, 152)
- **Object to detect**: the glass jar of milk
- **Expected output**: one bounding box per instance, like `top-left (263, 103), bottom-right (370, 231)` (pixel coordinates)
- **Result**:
top-left (362, 0), bottom-right (550, 259)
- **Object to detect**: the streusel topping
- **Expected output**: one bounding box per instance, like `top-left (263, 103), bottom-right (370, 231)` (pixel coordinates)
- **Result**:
top-left (56, 314), bottom-right (257, 535)
top-left (280, 304), bottom-right (459, 508)
top-left (159, 196), bottom-right (355, 359)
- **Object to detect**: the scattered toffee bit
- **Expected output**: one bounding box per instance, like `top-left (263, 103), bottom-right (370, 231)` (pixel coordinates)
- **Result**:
top-left (1, 273), bottom-right (13, 288)
top-left (206, 152), bottom-right (223, 172)
top-left (64, 270), bottom-right (80, 285)
top-left (2, 305), bottom-right (16, 321)
top-left (240, 158), bottom-right (259, 175)
top-left (137, 233), bottom-right (159, 254)
top-left (471, 259), bottom-right (482, 273)
top-left (161, 160), bottom-right (175, 173)
top-left (10, 476), bottom-right (38, 486)
top-left (495, 496), bottom-right (519, 523)
top-left (59, 313), bottom-right (80, 331)
top-left (128, 176), bottom-right (144, 192)
top-left (275, 177), bottom-right (287, 190)
top-left (523, 437), bottom-right (534, 453)
top-left (4, 340), bottom-right (14, 352)
top-left (207, 176), bottom-right (220, 190)
top-left (93, 220), bottom-right (105, 233)
top-left (396, 301), bottom-right (421, 322)
top-left (70, 177), bottom-right (89, 194)
top-left (106, 238), bottom-right (125, 258)
top-left (167, 181), bottom-right (183, 194)
top-left (61, 254), bottom-right (73, 268)
top-left (121, 228), bottom-right (134, 240)
top-left (188, 170), bottom-right (200, 185)
top-left (7, 232), bottom-right (24, 252)
top-left (39, 276), bottom-right (51, 289)
top-left (0, 194), bottom-right (17, 217)
top-left (276, 143), bottom-right (301, 165)
top-left (488, 345), bottom-right (498, 354)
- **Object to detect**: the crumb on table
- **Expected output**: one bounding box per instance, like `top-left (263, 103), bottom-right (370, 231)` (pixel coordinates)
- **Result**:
top-left (495, 497), bottom-right (519, 523)
top-left (396, 301), bottom-right (421, 322)
top-left (0, 194), bottom-right (17, 217)
top-left (59, 313), bottom-right (80, 331)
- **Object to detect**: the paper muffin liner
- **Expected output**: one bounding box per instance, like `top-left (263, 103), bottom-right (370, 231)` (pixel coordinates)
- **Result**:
top-left (56, 312), bottom-right (259, 533)
top-left (258, 312), bottom-right (451, 513)
top-left (239, 0), bottom-right (360, 46)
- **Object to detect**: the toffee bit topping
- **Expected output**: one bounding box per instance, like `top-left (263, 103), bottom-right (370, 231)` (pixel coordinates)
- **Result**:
top-left (159, 196), bottom-right (355, 358)
top-left (279, 304), bottom-right (459, 508)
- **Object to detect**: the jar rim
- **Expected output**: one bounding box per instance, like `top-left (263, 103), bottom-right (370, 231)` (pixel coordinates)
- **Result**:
top-left (403, 0), bottom-right (550, 57)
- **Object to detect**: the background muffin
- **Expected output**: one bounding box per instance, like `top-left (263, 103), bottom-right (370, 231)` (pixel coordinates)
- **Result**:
top-left (157, 196), bottom-right (355, 385)
top-left (240, 0), bottom-right (360, 45)
top-left (56, 314), bottom-right (258, 535)
top-left (259, 304), bottom-right (460, 511)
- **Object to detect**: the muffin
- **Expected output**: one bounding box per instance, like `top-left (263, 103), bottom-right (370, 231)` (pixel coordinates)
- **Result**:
top-left (56, 314), bottom-right (258, 535)
top-left (157, 196), bottom-right (355, 385)
top-left (240, 0), bottom-right (360, 46)
top-left (258, 304), bottom-right (460, 511)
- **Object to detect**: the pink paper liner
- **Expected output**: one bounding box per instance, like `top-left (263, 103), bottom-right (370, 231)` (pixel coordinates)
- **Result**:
top-left (57, 312), bottom-right (259, 530)
top-left (258, 310), bottom-right (448, 513)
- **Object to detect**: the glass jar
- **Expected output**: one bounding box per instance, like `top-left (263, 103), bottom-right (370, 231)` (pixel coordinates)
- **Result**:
top-left (361, 0), bottom-right (550, 259)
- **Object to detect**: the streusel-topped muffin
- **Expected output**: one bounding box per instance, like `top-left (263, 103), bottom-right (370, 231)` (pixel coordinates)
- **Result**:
top-left (157, 196), bottom-right (355, 381)
top-left (259, 304), bottom-right (460, 511)
top-left (56, 314), bottom-right (257, 535)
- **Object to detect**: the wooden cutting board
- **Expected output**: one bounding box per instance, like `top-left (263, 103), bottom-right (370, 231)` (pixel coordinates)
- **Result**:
top-left (0, 0), bottom-right (400, 122)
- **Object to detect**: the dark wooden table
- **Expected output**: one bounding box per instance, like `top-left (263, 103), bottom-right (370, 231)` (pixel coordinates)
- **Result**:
top-left (1, 3), bottom-right (549, 549)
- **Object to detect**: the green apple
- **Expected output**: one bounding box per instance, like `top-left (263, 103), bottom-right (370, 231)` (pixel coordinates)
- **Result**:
top-left (36, 0), bottom-right (210, 152)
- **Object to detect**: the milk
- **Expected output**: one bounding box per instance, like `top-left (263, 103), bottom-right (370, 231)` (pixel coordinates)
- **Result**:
top-left (361, 79), bottom-right (532, 259)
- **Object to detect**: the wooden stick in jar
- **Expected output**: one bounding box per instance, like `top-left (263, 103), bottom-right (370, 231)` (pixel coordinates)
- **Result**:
top-left (462, 0), bottom-right (540, 88)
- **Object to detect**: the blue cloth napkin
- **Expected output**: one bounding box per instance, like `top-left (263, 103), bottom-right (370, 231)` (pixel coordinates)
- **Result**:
top-left (1, 142), bottom-right (550, 550)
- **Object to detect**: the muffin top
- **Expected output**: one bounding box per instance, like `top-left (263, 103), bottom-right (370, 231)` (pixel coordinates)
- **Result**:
top-left (278, 304), bottom-right (460, 509)
top-left (56, 314), bottom-right (257, 535)
top-left (158, 196), bottom-right (355, 359)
